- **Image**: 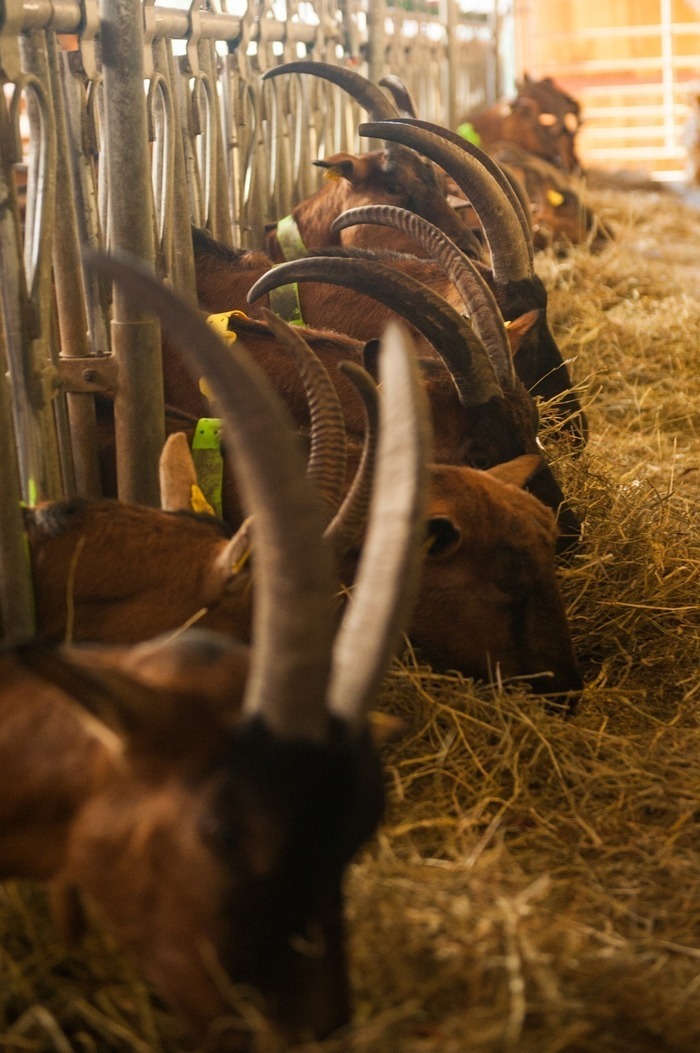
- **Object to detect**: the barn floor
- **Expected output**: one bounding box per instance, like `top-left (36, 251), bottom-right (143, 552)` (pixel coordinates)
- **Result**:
top-left (1, 179), bottom-right (699, 1053)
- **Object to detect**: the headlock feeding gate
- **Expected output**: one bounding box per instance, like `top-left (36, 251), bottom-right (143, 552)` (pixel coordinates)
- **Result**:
top-left (0, 0), bottom-right (504, 639)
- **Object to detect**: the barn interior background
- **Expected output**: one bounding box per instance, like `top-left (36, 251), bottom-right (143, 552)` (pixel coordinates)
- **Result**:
top-left (1, 1), bottom-right (700, 1051)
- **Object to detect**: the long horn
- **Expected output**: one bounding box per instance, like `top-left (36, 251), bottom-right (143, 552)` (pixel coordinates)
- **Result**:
top-left (329, 322), bottom-right (431, 729)
top-left (259, 308), bottom-right (346, 517)
top-left (247, 257), bottom-right (503, 407)
top-left (325, 359), bottom-right (380, 553)
top-left (84, 250), bottom-right (335, 744)
top-left (384, 118), bottom-right (535, 271)
top-left (261, 61), bottom-right (399, 122)
top-left (378, 74), bottom-right (418, 118)
top-left (330, 205), bottom-right (516, 389)
top-left (359, 119), bottom-right (534, 283)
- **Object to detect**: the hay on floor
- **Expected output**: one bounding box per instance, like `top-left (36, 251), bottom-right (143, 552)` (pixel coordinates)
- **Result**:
top-left (1, 182), bottom-right (699, 1053)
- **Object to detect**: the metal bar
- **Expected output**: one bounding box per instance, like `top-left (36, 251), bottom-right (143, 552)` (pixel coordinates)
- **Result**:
top-left (0, 323), bottom-right (35, 642)
top-left (20, 29), bottom-right (72, 499)
top-left (99, 0), bottom-right (164, 506)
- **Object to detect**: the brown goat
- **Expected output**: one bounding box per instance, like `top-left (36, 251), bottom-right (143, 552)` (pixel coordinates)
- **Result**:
top-left (20, 453), bottom-right (581, 701)
top-left (261, 61), bottom-right (481, 262)
top-left (487, 143), bottom-right (613, 252)
top-left (7, 251), bottom-right (432, 1049)
top-left (461, 74), bottom-right (583, 173)
top-left (515, 73), bottom-right (583, 173)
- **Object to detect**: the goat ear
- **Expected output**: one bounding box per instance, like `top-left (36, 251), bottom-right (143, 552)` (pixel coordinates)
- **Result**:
top-left (313, 154), bottom-right (356, 181)
top-left (159, 432), bottom-right (198, 512)
top-left (505, 309), bottom-right (541, 355)
top-left (487, 453), bottom-right (544, 489)
top-left (15, 643), bottom-right (176, 743)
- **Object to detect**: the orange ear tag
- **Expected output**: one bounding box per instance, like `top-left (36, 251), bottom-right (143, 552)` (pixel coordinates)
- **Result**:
top-left (546, 189), bottom-right (565, 207)
top-left (324, 167), bottom-right (342, 181)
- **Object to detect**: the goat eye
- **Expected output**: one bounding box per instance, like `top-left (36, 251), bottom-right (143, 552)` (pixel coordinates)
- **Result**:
top-left (384, 181), bottom-right (404, 196)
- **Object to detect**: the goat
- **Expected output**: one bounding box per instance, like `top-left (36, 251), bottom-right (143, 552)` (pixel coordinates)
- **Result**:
top-left (460, 75), bottom-right (582, 172)
top-left (486, 143), bottom-right (613, 252)
top-left (22, 452), bottom-right (582, 701)
top-left (355, 118), bottom-right (588, 442)
top-left (7, 249), bottom-right (431, 1049)
top-left (27, 287), bottom-right (581, 694)
top-left (261, 61), bottom-right (482, 262)
top-left (515, 73), bottom-right (583, 173)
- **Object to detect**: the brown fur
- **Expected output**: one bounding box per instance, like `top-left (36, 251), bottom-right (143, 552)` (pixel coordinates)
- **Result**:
top-left (24, 460), bottom-right (581, 695)
top-left (2, 632), bottom-right (380, 1045)
top-left (488, 144), bottom-right (613, 252)
top-left (265, 147), bottom-right (481, 261)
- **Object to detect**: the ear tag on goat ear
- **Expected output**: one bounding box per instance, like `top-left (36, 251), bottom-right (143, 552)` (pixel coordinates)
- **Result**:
top-left (206, 311), bottom-right (239, 346)
top-left (191, 418), bottom-right (224, 520)
top-left (324, 166), bottom-right (342, 181)
top-left (456, 121), bottom-right (482, 147)
top-left (546, 189), bottom-right (565, 207)
top-left (202, 312), bottom-right (246, 402)
top-left (190, 484), bottom-right (216, 517)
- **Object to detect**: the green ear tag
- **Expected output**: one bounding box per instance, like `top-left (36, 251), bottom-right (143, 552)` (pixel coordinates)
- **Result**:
top-left (191, 419), bottom-right (224, 520)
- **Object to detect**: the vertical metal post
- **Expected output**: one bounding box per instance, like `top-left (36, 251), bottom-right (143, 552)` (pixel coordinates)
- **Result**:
top-left (444, 0), bottom-right (458, 130)
top-left (48, 34), bottom-right (102, 497)
top-left (366, 0), bottom-right (385, 88)
top-left (99, 0), bottom-right (164, 506)
top-left (0, 332), bottom-right (35, 642)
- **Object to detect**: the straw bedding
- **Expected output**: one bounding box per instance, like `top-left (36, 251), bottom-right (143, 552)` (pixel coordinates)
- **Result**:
top-left (1, 181), bottom-right (699, 1052)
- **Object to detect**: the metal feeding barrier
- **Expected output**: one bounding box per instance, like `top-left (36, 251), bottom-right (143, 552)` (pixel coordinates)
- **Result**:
top-left (0, 0), bottom-right (502, 640)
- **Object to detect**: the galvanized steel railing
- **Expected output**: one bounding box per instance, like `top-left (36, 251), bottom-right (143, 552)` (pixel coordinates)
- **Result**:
top-left (0, 0), bottom-right (500, 638)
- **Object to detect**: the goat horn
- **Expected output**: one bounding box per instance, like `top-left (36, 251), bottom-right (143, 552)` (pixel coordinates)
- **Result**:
top-left (247, 257), bottom-right (502, 407)
top-left (329, 322), bottom-right (431, 729)
top-left (330, 205), bottom-right (516, 390)
top-left (259, 308), bottom-right (346, 518)
top-left (84, 250), bottom-right (335, 744)
top-left (262, 61), bottom-right (399, 122)
top-left (325, 360), bottom-right (380, 553)
top-left (359, 119), bottom-right (534, 283)
top-left (378, 74), bottom-right (418, 118)
top-left (388, 118), bottom-right (535, 270)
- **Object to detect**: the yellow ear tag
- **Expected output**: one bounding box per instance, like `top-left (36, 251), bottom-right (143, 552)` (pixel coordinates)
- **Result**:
top-left (206, 311), bottom-right (239, 346)
top-left (324, 166), bottom-right (342, 181)
top-left (190, 483), bottom-right (216, 516)
top-left (202, 311), bottom-right (244, 400)
top-left (546, 189), bottom-right (565, 207)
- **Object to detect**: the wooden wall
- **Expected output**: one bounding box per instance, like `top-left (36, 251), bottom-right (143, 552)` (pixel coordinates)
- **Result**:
top-left (515, 0), bottom-right (700, 180)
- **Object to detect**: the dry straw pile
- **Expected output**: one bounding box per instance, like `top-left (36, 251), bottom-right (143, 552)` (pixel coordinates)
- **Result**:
top-left (2, 182), bottom-right (699, 1052)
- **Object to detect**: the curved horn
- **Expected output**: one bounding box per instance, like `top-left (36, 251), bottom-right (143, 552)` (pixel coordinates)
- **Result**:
top-left (359, 119), bottom-right (535, 282)
top-left (247, 257), bottom-right (503, 407)
top-left (325, 360), bottom-right (380, 553)
top-left (84, 250), bottom-right (336, 744)
top-left (259, 308), bottom-right (346, 517)
top-left (330, 205), bottom-right (516, 389)
top-left (378, 74), bottom-right (418, 118)
top-left (261, 61), bottom-right (399, 122)
top-left (328, 323), bottom-right (431, 729)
